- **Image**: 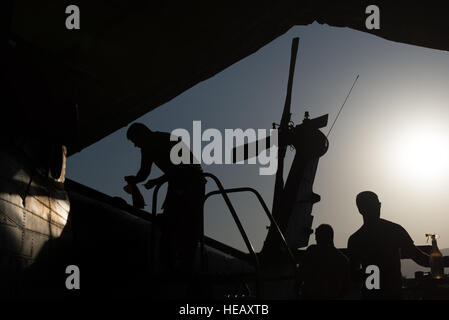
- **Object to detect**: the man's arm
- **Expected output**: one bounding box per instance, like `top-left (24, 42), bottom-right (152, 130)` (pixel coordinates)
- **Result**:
top-left (125, 149), bottom-right (153, 184)
top-left (347, 238), bottom-right (364, 284)
top-left (403, 242), bottom-right (449, 267)
top-left (399, 226), bottom-right (430, 267)
top-left (144, 174), bottom-right (169, 189)
top-left (406, 246), bottom-right (430, 267)
top-left (348, 256), bottom-right (363, 283)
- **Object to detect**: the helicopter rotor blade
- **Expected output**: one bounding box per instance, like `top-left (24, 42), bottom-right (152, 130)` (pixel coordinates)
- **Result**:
top-left (231, 136), bottom-right (273, 163)
top-left (279, 37), bottom-right (299, 131)
top-left (271, 37), bottom-right (299, 219)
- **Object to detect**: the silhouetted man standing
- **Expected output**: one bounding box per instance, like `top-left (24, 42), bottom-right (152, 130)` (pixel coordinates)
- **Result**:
top-left (125, 123), bottom-right (206, 272)
top-left (348, 191), bottom-right (435, 299)
top-left (298, 224), bottom-right (350, 299)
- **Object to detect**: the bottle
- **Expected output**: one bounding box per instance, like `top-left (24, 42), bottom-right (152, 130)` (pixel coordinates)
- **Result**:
top-left (426, 234), bottom-right (444, 279)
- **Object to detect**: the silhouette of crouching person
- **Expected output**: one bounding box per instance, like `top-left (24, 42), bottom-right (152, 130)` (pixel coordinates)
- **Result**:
top-left (125, 123), bottom-right (206, 273)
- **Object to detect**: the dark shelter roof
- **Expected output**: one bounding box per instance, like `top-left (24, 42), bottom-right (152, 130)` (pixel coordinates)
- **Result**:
top-left (6, 1), bottom-right (449, 153)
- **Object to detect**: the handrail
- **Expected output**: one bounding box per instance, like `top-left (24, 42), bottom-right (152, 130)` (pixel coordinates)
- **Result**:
top-left (205, 187), bottom-right (301, 299)
top-left (152, 182), bottom-right (164, 218)
top-left (201, 172), bottom-right (261, 298)
top-left (150, 182), bottom-right (165, 273)
top-left (204, 187), bottom-right (298, 271)
top-left (150, 173), bottom-right (262, 298)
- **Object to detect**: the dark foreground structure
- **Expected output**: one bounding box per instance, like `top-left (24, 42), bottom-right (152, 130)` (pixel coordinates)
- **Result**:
top-left (3, 1), bottom-right (449, 299)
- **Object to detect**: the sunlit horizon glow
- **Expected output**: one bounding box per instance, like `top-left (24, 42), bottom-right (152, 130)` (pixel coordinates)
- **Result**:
top-left (389, 124), bottom-right (449, 187)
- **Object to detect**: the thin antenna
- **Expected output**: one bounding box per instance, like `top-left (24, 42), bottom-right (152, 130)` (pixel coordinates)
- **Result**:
top-left (327, 74), bottom-right (359, 138)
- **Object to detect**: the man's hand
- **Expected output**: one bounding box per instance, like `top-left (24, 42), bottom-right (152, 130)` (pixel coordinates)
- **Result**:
top-left (144, 179), bottom-right (158, 190)
top-left (124, 175), bottom-right (137, 184)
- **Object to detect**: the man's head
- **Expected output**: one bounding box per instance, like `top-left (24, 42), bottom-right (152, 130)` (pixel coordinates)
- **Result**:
top-left (356, 191), bottom-right (381, 221)
top-left (315, 224), bottom-right (334, 247)
top-left (127, 123), bottom-right (152, 148)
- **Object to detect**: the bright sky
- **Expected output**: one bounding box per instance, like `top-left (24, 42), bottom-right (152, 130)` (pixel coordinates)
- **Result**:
top-left (67, 22), bottom-right (449, 253)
